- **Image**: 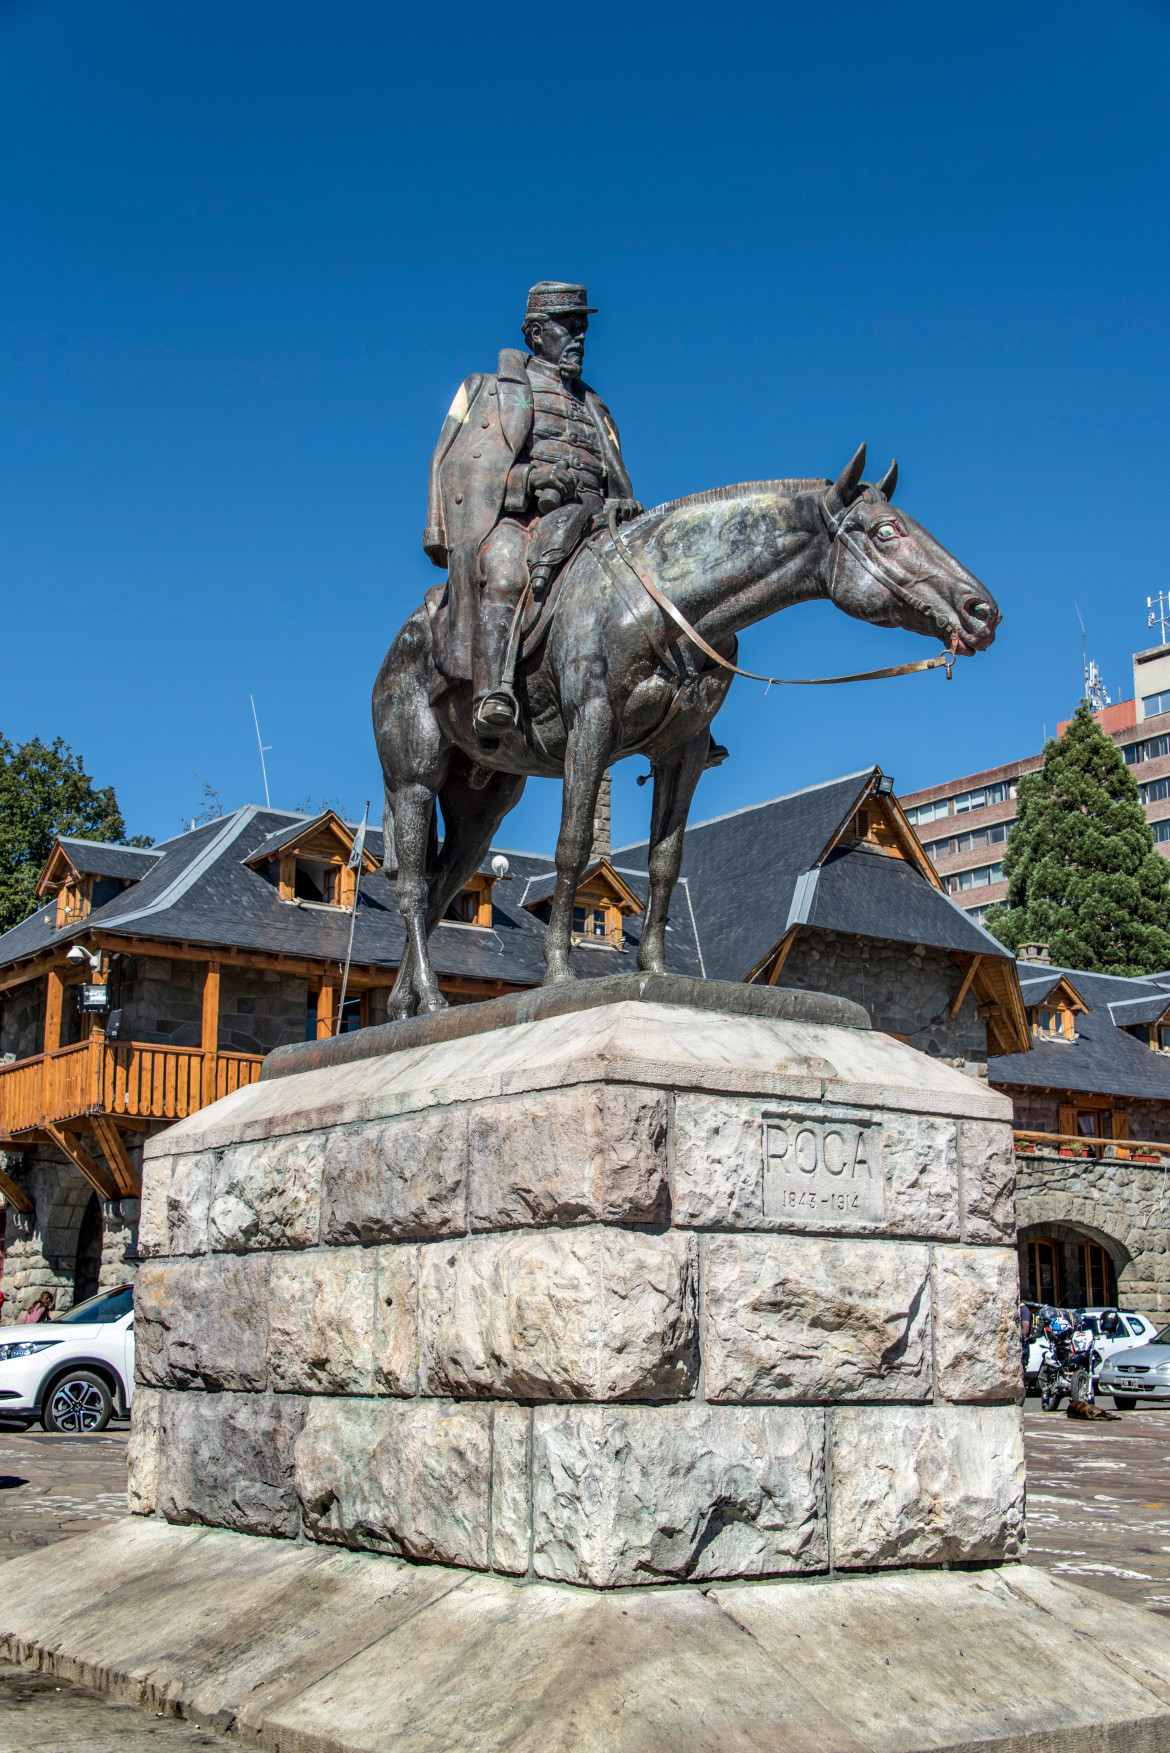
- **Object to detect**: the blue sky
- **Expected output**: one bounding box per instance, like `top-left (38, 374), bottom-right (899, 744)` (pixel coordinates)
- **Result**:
top-left (3, 0), bottom-right (1169, 851)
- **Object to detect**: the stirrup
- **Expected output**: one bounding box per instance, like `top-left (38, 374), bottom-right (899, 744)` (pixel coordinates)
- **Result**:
top-left (473, 691), bottom-right (518, 735)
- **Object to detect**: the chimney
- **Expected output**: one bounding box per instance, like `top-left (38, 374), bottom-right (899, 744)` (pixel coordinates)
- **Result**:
top-left (1017, 942), bottom-right (1051, 965)
top-left (591, 771), bottom-right (612, 860)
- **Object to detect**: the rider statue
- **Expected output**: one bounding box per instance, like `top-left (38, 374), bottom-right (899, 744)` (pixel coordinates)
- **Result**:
top-left (423, 281), bottom-right (643, 738)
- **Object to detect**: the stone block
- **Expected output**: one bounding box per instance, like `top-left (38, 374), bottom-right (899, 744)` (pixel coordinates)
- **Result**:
top-left (157, 1390), bottom-right (306, 1539)
top-left (418, 1225), bottom-right (697, 1402)
top-left (877, 1113), bottom-right (959, 1240)
top-left (137, 1151), bottom-right (214, 1257)
top-left (209, 1134), bottom-right (324, 1252)
top-left (321, 1111), bottom-right (468, 1246)
top-left (960, 1120), bottom-right (1016, 1242)
top-left (372, 1244), bottom-right (419, 1396)
top-left (469, 1084), bottom-right (667, 1229)
top-left (703, 1235), bottom-right (932, 1402)
top-left (267, 1248), bottom-right (378, 1395)
top-left (829, 1404), bottom-right (1026, 1569)
top-left (489, 1403), bottom-right (531, 1576)
top-left (295, 1396), bottom-right (491, 1568)
top-left (934, 1246), bottom-right (1022, 1403)
top-left (126, 1386), bottom-right (162, 1515)
top-left (532, 1403), bottom-right (826, 1587)
top-left (134, 1256), bottom-right (269, 1391)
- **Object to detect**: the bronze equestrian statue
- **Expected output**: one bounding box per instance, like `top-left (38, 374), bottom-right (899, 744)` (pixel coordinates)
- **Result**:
top-left (373, 281), bottom-right (1001, 1019)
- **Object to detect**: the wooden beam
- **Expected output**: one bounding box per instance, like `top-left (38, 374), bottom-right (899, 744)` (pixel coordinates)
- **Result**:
top-left (201, 960), bottom-right (220, 1105)
top-left (43, 969), bottom-right (64, 1054)
top-left (43, 1123), bottom-right (119, 1201)
top-left (0, 1166), bottom-right (34, 1215)
top-left (316, 981), bottom-right (335, 1041)
top-left (950, 955), bottom-right (981, 1018)
top-left (766, 931), bottom-right (798, 986)
top-left (90, 1115), bottom-right (141, 1198)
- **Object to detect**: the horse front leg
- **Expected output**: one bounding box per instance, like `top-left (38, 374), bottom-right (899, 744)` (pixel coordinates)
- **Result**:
top-left (388, 781), bottom-right (445, 1019)
top-left (638, 732), bottom-right (709, 975)
top-left (543, 700), bottom-right (616, 985)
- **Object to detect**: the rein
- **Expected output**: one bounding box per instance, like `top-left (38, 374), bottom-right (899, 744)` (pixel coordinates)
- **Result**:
top-left (605, 504), bottom-right (956, 687)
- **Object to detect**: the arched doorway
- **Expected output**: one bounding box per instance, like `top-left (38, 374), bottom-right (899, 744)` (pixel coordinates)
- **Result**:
top-left (73, 1195), bottom-right (102, 1307)
top-left (1019, 1221), bottom-right (1125, 1307)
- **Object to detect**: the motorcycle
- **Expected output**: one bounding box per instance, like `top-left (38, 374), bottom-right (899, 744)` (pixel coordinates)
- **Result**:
top-left (1036, 1312), bottom-right (1099, 1410)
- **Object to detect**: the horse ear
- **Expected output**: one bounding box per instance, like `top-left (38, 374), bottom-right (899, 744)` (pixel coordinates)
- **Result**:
top-left (877, 459), bottom-right (898, 501)
top-left (832, 443), bottom-right (867, 506)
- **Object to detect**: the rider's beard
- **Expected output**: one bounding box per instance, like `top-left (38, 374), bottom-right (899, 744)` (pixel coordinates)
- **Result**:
top-left (558, 347), bottom-right (583, 383)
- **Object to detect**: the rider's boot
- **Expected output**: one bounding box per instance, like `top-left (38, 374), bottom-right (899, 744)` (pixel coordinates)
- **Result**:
top-left (472, 595), bottom-right (520, 738)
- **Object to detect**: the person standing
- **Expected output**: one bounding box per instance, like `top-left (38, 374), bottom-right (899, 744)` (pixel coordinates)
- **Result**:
top-left (20, 1291), bottom-right (53, 1324)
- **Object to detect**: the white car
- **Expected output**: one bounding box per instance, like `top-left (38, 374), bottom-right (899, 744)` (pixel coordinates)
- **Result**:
top-left (1097, 1326), bottom-right (1170, 1409)
top-left (1024, 1307), bottom-right (1158, 1387)
top-left (0, 1283), bottom-right (134, 1432)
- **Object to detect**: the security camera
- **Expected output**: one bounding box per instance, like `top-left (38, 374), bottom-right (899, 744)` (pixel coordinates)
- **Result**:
top-left (65, 944), bottom-right (101, 971)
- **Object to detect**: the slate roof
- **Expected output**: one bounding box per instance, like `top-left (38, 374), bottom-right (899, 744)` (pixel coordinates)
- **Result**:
top-left (990, 964), bottom-right (1170, 1101)
top-left (53, 839), bottom-right (162, 881)
top-left (611, 770), bottom-right (1012, 983)
top-left (0, 809), bottom-right (694, 989)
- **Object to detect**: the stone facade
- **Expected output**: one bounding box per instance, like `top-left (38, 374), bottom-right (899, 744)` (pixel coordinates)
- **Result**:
top-left (1015, 1146), bottom-right (1170, 1316)
top-left (781, 929), bottom-right (987, 1076)
top-left (128, 994), bottom-right (1025, 1588)
top-left (107, 955), bottom-right (307, 1056)
top-left (0, 1147), bottom-right (140, 1319)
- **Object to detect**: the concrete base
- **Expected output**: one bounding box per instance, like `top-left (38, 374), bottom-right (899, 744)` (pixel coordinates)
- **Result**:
top-left (2, 1520), bottom-right (1169, 1752)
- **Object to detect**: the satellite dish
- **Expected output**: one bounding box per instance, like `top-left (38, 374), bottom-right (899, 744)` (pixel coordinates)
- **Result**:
top-left (490, 855), bottom-right (510, 881)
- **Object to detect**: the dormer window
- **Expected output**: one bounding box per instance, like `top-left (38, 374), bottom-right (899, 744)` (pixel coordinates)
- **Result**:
top-left (246, 811), bottom-right (378, 909)
top-left (55, 878), bottom-right (90, 928)
top-left (443, 874), bottom-right (494, 928)
top-left (36, 839), bottom-right (159, 929)
top-left (1024, 974), bottom-right (1088, 1042)
top-left (1032, 1005), bottom-right (1075, 1041)
top-left (523, 858), bottom-right (644, 951)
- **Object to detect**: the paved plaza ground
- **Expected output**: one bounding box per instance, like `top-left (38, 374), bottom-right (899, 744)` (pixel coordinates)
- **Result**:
top-left (0, 1404), bottom-right (1165, 1747)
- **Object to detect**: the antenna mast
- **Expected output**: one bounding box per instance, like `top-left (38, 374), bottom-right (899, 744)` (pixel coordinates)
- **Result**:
top-left (1150, 593), bottom-right (1170, 647)
top-left (1075, 604), bottom-right (1111, 714)
top-left (250, 695), bottom-right (272, 808)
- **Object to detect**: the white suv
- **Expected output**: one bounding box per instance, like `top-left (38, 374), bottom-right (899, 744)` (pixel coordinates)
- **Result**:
top-left (0, 1284), bottom-right (134, 1432)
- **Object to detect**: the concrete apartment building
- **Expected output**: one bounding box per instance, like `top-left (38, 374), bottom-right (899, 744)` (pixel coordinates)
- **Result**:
top-left (899, 642), bottom-right (1170, 923)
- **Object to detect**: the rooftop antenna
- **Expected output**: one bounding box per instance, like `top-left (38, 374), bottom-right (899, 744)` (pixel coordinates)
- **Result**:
top-left (1075, 604), bottom-right (1110, 713)
top-left (1150, 592), bottom-right (1170, 647)
top-left (250, 695), bottom-right (272, 809)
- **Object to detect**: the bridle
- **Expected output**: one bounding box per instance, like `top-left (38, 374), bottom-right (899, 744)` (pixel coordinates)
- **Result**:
top-left (605, 500), bottom-right (956, 688)
top-left (819, 492), bottom-right (960, 644)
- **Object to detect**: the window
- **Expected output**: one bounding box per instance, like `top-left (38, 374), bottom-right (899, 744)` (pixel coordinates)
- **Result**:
top-left (338, 998), bottom-right (361, 1035)
top-left (441, 879), bottom-right (493, 927)
top-left (1156, 821), bottom-right (1170, 843)
top-left (1025, 1239), bottom-right (1061, 1304)
top-left (321, 868), bottom-right (338, 905)
top-left (1033, 1006), bottom-right (1074, 1040)
top-left (954, 781), bottom-right (1016, 815)
top-left (905, 799), bottom-right (950, 825)
top-left (1079, 1240), bottom-right (1115, 1307)
top-left (573, 904), bottom-right (609, 940)
top-left (1142, 778), bottom-right (1170, 805)
top-left (949, 863), bottom-right (1003, 892)
top-left (1143, 691), bottom-right (1170, 719)
top-left (1123, 733), bottom-right (1170, 765)
top-left (921, 836), bottom-right (953, 860)
top-left (954, 821), bottom-right (1012, 855)
top-left (964, 904), bottom-right (990, 923)
top-left (444, 891), bottom-right (478, 924)
top-left (57, 1284), bottom-right (134, 1324)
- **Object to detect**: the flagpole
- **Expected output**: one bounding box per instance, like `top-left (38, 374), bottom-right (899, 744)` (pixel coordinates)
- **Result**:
top-left (336, 802), bottom-right (369, 1035)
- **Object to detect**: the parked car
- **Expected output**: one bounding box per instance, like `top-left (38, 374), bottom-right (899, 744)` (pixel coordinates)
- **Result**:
top-left (0, 1283), bottom-right (134, 1432)
top-left (1097, 1323), bottom-right (1170, 1409)
top-left (1022, 1304), bottom-right (1157, 1390)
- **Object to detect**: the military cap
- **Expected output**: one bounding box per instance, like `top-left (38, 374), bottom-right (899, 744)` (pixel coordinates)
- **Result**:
top-left (525, 281), bottom-right (597, 317)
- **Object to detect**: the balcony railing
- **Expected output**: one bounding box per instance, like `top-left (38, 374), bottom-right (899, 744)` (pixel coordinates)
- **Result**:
top-left (0, 1037), bottom-right (265, 1140)
top-left (1014, 1128), bottom-right (1170, 1163)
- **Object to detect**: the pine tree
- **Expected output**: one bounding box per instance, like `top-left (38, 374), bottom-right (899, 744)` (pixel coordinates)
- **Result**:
top-left (985, 700), bottom-right (1170, 974)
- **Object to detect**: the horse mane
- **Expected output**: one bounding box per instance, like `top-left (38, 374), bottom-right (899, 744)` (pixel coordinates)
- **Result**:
top-left (646, 479), bottom-right (829, 518)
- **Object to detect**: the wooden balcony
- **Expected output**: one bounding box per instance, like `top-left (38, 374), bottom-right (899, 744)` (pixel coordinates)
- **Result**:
top-left (0, 1038), bottom-right (264, 1204)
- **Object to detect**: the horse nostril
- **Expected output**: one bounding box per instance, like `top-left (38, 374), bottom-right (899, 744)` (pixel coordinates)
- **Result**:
top-left (966, 600), bottom-right (992, 622)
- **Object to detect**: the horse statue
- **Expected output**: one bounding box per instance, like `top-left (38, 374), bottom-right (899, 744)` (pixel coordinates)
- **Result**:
top-left (372, 443), bottom-right (1000, 1018)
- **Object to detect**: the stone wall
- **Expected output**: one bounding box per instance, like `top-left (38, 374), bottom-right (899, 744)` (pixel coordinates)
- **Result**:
top-left (128, 999), bottom-right (1025, 1589)
top-left (1015, 1146), bottom-right (1170, 1316)
top-left (0, 1146), bottom-right (140, 1320)
top-left (781, 930), bottom-right (987, 1077)
top-left (1006, 1086), bottom-right (1170, 1147)
top-left (0, 977), bottom-right (46, 1063)
top-left (106, 955), bottom-right (307, 1055)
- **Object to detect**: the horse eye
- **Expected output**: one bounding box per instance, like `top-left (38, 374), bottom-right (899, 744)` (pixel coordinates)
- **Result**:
top-left (875, 523), bottom-right (899, 540)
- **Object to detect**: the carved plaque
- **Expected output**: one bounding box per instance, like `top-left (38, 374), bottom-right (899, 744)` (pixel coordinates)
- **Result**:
top-left (761, 1112), bottom-right (884, 1226)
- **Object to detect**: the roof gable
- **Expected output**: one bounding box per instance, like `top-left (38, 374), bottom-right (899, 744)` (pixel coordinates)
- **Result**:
top-left (244, 811), bottom-right (378, 874)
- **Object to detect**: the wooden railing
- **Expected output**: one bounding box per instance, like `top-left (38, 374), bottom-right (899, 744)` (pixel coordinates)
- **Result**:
top-left (0, 1038), bottom-right (265, 1139)
top-left (1014, 1128), bottom-right (1170, 1162)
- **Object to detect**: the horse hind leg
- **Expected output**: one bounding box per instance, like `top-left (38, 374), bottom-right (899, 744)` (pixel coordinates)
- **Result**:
top-left (386, 780), bottom-right (444, 1020)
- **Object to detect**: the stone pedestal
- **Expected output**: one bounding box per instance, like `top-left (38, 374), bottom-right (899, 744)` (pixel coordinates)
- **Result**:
top-left (128, 974), bottom-right (1025, 1589)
